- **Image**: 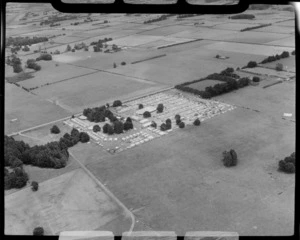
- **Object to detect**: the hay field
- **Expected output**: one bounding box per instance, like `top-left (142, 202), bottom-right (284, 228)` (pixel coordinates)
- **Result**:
top-left (265, 36), bottom-right (295, 47)
top-left (32, 71), bottom-right (165, 113)
top-left (19, 62), bottom-right (97, 89)
top-left (203, 42), bottom-right (294, 56)
top-left (86, 105), bottom-right (294, 235)
top-left (5, 168), bottom-right (130, 235)
top-left (5, 83), bottom-right (70, 134)
top-left (108, 54), bottom-right (238, 85)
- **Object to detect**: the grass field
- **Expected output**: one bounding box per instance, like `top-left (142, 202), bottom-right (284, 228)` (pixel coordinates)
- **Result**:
top-left (5, 168), bottom-right (131, 235)
top-left (261, 56), bottom-right (295, 73)
top-left (5, 83), bottom-right (70, 134)
top-left (32, 71), bottom-right (165, 113)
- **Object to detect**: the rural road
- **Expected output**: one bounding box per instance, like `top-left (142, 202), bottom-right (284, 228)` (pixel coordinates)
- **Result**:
top-left (68, 151), bottom-right (136, 233)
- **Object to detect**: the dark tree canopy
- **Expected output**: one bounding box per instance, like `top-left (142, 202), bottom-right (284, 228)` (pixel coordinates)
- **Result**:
top-left (124, 121), bottom-right (133, 131)
top-left (178, 122), bottom-right (185, 128)
top-left (112, 100), bottom-right (122, 107)
top-left (50, 125), bottom-right (60, 134)
top-left (138, 104), bottom-right (144, 109)
top-left (252, 76), bottom-right (260, 82)
top-left (93, 125), bottom-right (101, 132)
top-left (31, 181), bottom-right (39, 191)
top-left (151, 121), bottom-right (157, 128)
top-left (193, 118), bottom-right (201, 126)
top-left (278, 152), bottom-right (295, 173)
top-left (247, 61), bottom-right (257, 68)
top-left (222, 149), bottom-right (238, 167)
top-left (79, 132), bottom-right (90, 143)
top-left (143, 111), bottom-right (151, 118)
top-left (157, 104), bottom-right (164, 113)
top-left (175, 114), bottom-right (181, 121)
top-left (114, 121), bottom-right (124, 134)
top-left (33, 227), bottom-right (44, 236)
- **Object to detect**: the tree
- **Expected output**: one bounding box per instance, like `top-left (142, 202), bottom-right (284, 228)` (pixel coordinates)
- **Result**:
top-left (176, 119), bottom-right (181, 125)
top-left (193, 118), bottom-right (201, 126)
top-left (157, 103), bottom-right (164, 113)
top-left (280, 51), bottom-right (289, 58)
top-left (178, 122), bottom-right (185, 128)
top-left (121, 61), bottom-right (126, 65)
top-left (160, 123), bottom-right (167, 131)
top-left (107, 125), bottom-right (114, 135)
top-left (79, 132), bottom-right (90, 143)
top-left (103, 123), bottom-right (109, 134)
top-left (50, 125), bottom-right (60, 134)
top-left (276, 63), bottom-right (283, 71)
top-left (93, 125), bottom-right (101, 132)
top-left (138, 104), bottom-right (144, 109)
top-left (150, 121), bottom-right (157, 128)
top-left (113, 62), bottom-right (117, 68)
top-left (112, 100), bottom-right (122, 107)
top-left (175, 114), bottom-right (181, 121)
top-left (252, 76), bottom-right (260, 82)
top-left (278, 152), bottom-right (295, 173)
top-left (143, 111), bottom-right (151, 118)
top-left (31, 181), bottom-right (39, 191)
top-left (166, 119), bottom-right (171, 125)
top-left (216, 54), bottom-right (220, 58)
top-left (126, 117), bottom-right (132, 123)
top-left (124, 121), bottom-right (133, 131)
top-left (13, 64), bottom-right (23, 73)
top-left (11, 158), bottom-right (23, 168)
top-left (222, 150), bottom-right (238, 167)
top-left (114, 121), bottom-right (124, 134)
top-left (247, 61), bottom-right (257, 68)
top-left (33, 227), bottom-right (44, 236)
top-left (291, 50), bottom-right (295, 55)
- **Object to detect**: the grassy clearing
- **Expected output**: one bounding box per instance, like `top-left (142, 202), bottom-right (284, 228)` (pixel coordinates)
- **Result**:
top-left (6, 72), bottom-right (34, 83)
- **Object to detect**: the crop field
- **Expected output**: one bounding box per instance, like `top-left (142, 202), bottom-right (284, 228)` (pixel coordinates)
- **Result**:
top-left (188, 80), bottom-right (224, 91)
top-left (32, 71), bottom-right (164, 113)
top-left (211, 31), bottom-right (291, 44)
top-left (203, 42), bottom-right (294, 56)
top-left (108, 55), bottom-right (238, 85)
top-left (5, 168), bottom-right (131, 235)
top-left (19, 62), bottom-right (98, 89)
top-left (108, 35), bottom-right (163, 47)
top-left (86, 105), bottom-right (294, 235)
top-left (5, 83), bottom-right (70, 134)
top-left (254, 25), bottom-right (295, 34)
top-left (261, 56), bottom-right (295, 73)
top-left (265, 36), bottom-right (295, 47)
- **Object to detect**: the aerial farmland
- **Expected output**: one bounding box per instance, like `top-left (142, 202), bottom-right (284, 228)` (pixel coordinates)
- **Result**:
top-left (4, 2), bottom-right (295, 237)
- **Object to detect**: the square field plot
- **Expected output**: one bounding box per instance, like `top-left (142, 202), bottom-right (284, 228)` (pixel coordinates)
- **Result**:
top-left (5, 168), bottom-right (130, 235)
top-left (5, 83), bottom-right (70, 135)
top-left (19, 62), bottom-right (98, 89)
top-left (32, 71), bottom-right (164, 113)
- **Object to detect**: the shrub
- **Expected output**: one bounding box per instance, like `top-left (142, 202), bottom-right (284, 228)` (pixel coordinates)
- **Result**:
top-left (50, 125), bottom-right (60, 134)
top-left (222, 149), bottom-right (238, 167)
top-left (178, 122), bottom-right (185, 128)
top-left (107, 125), bottom-right (114, 135)
top-left (138, 104), bottom-right (144, 109)
top-left (121, 61), bottom-right (126, 66)
top-left (166, 119), bottom-right (171, 125)
top-left (124, 121), bottom-right (133, 131)
top-left (175, 114), bottom-right (181, 121)
top-left (113, 121), bottom-right (124, 134)
top-left (13, 64), bottom-right (23, 73)
top-left (150, 121), bottom-right (157, 128)
top-left (193, 118), bottom-right (201, 126)
top-left (79, 132), bottom-right (90, 143)
top-left (112, 100), bottom-right (122, 107)
top-left (157, 103), bottom-right (164, 113)
top-left (39, 53), bottom-right (52, 61)
top-left (103, 123), bottom-right (109, 133)
top-left (215, 54), bottom-right (220, 58)
top-left (160, 123), bottom-right (167, 131)
top-left (33, 227), bottom-right (44, 236)
top-left (72, 49), bottom-right (75, 52)
top-left (280, 51), bottom-right (289, 58)
top-left (247, 61), bottom-right (257, 68)
top-left (93, 125), bottom-right (101, 132)
top-left (276, 63), bottom-right (283, 71)
top-left (252, 76), bottom-right (260, 82)
top-left (143, 111), bottom-right (151, 118)
top-left (176, 119), bottom-right (181, 125)
top-left (113, 63), bottom-right (117, 68)
top-left (31, 181), bottom-right (39, 191)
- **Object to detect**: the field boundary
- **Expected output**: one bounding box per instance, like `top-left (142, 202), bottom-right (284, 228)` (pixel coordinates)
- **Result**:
top-left (263, 80), bottom-right (283, 88)
top-left (156, 39), bottom-right (203, 49)
top-left (131, 54), bottom-right (167, 64)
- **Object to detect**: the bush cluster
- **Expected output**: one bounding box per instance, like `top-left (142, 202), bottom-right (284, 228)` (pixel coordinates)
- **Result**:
top-left (6, 36), bottom-right (48, 47)
top-left (112, 100), bottom-right (122, 107)
top-left (278, 152), bottom-right (295, 173)
top-left (26, 59), bottom-right (41, 71)
top-left (229, 14), bottom-right (255, 20)
top-left (50, 125), bottom-right (60, 134)
top-left (36, 53), bottom-right (52, 61)
top-left (260, 51), bottom-right (290, 64)
top-left (222, 149), bottom-right (238, 167)
top-left (7, 55), bottom-right (23, 73)
top-left (83, 105), bottom-right (113, 122)
top-left (240, 23), bottom-right (271, 32)
top-left (252, 76), bottom-right (260, 82)
top-left (143, 111), bottom-right (151, 118)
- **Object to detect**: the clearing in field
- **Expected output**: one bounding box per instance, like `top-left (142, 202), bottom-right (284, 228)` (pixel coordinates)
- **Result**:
top-left (5, 168), bottom-right (131, 235)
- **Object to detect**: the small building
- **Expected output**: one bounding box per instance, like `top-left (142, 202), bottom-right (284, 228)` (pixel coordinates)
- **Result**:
top-left (79, 115), bottom-right (87, 120)
top-left (142, 122), bottom-right (152, 128)
top-left (10, 118), bottom-right (18, 123)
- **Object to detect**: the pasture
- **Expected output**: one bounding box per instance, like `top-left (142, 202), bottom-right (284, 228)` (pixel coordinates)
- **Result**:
top-left (5, 168), bottom-right (131, 235)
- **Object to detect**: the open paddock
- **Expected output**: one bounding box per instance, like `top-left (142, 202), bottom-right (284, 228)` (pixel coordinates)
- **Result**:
top-left (209, 31), bottom-right (291, 44)
top-left (86, 105), bottom-right (294, 235)
top-left (5, 168), bottom-right (131, 235)
top-left (265, 36), bottom-right (295, 48)
top-left (108, 56), bottom-right (238, 86)
top-left (19, 61), bottom-right (97, 89)
top-left (108, 35), bottom-right (163, 47)
top-left (52, 35), bottom-right (87, 44)
top-left (260, 56), bottom-right (295, 73)
top-left (203, 42), bottom-right (294, 56)
top-left (5, 83), bottom-right (70, 135)
top-left (32, 71), bottom-right (165, 113)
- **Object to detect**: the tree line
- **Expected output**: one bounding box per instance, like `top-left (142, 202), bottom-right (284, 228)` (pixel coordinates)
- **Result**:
top-left (175, 68), bottom-right (251, 99)
top-left (260, 51), bottom-right (290, 64)
top-left (6, 36), bottom-right (49, 47)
